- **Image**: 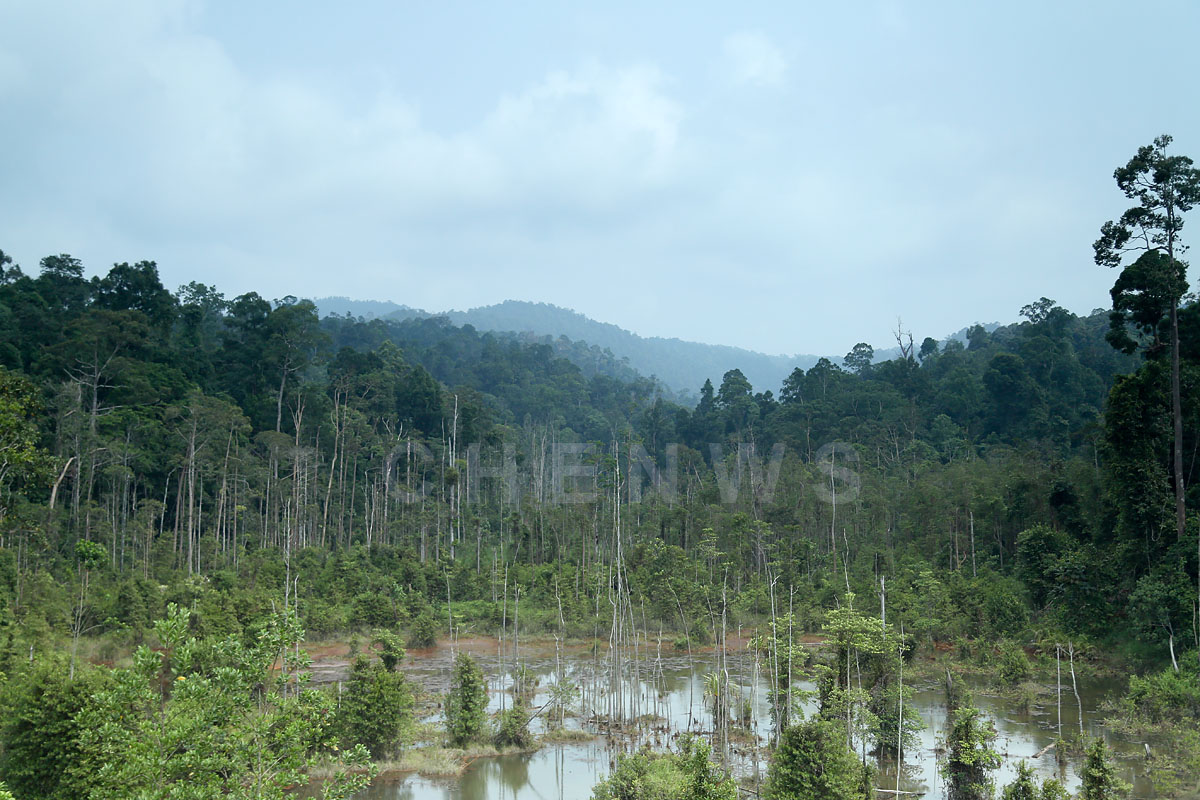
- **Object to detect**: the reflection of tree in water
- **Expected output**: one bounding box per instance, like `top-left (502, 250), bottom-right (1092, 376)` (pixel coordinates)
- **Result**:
top-left (448, 755), bottom-right (531, 800)
top-left (353, 776), bottom-right (422, 800)
top-left (498, 753), bottom-right (532, 794)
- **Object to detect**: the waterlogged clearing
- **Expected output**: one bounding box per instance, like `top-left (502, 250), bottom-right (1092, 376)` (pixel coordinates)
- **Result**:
top-left (347, 641), bottom-right (1155, 800)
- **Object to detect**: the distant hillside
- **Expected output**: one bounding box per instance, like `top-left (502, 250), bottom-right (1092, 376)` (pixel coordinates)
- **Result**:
top-left (436, 301), bottom-right (831, 395)
top-left (314, 296), bottom-right (412, 319)
top-left (313, 297), bottom-right (1008, 396)
top-left (314, 298), bottom-right (822, 395)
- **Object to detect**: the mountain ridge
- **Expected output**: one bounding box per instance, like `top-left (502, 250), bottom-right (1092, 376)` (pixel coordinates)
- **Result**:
top-left (311, 296), bottom-right (997, 396)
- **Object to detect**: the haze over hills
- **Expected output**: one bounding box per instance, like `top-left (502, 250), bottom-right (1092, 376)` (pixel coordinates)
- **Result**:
top-left (313, 296), bottom-right (998, 396)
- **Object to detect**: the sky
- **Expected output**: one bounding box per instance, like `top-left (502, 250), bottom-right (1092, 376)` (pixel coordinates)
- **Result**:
top-left (2, 1), bottom-right (1199, 357)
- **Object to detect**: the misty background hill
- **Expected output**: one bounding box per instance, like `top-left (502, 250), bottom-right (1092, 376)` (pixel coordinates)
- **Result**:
top-left (313, 296), bottom-right (995, 396)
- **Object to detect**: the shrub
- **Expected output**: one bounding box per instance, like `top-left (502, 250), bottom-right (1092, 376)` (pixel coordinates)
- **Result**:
top-left (766, 719), bottom-right (872, 800)
top-left (337, 656), bottom-right (414, 758)
top-left (1079, 738), bottom-right (1130, 800)
top-left (996, 641), bottom-right (1032, 687)
top-left (941, 706), bottom-right (1000, 800)
top-left (409, 610), bottom-right (439, 649)
top-left (493, 702), bottom-right (532, 749)
top-left (445, 652), bottom-right (488, 746)
top-left (1001, 761), bottom-right (1069, 800)
top-left (592, 736), bottom-right (736, 800)
top-left (1123, 665), bottom-right (1200, 724)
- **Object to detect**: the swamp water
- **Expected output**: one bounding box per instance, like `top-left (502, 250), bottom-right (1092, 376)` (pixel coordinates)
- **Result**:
top-left (347, 642), bottom-right (1155, 800)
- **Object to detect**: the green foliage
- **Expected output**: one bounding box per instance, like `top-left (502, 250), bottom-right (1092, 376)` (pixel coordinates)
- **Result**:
top-left (76, 606), bottom-right (376, 800)
top-left (995, 640), bottom-right (1032, 687)
top-left (493, 701), bottom-right (532, 749)
top-left (765, 719), bottom-right (872, 800)
top-left (1, 239), bottom-right (1199, 798)
top-left (1120, 662), bottom-right (1200, 724)
top-left (0, 605), bottom-right (377, 800)
top-left (409, 610), bottom-right (439, 649)
top-left (337, 655), bottom-right (414, 758)
top-left (0, 664), bottom-right (106, 800)
top-left (445, 652), bottom-right (488, 746)
top-left (1000, 761), bottom-right (1069, 800)
top-left (750, 613), bottom-right (810, 731)
top-left (591, 735), bottom-right (736, 800)
top-left (370, 628), bottom-right (406, 671)
top-left (1079, 738), bottom-right (1130, 800)
top-left (0, 365), bottom-right (51, 513)
top-left (941, 706), bottom-right (1001, 800)
top-left (867, 677), bottom-right (923, 757)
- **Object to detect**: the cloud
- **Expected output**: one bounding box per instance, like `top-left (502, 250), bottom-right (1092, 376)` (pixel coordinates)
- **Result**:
top-left (0, 0), bottom-right (688, 290)
top-left (722, 32), bottom-right (787, 87)
top-left (0, 1), bottom-right (1178, 358)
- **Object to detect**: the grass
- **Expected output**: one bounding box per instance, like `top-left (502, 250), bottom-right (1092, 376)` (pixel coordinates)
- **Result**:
top-left (540, 727), bottom-right (597, 744)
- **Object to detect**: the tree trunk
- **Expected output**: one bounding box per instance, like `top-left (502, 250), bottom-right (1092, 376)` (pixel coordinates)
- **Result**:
top-left (1170, 303), bottom-right (1185, 540)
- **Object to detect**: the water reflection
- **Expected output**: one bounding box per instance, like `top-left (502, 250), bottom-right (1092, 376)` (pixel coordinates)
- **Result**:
top-left (361, 743), bottom-right (608, 800)
top-left (354, 649), bottom-right (1153, 800)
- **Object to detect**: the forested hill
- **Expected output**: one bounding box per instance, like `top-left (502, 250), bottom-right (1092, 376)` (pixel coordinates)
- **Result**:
top-left (314, 297), bottom-right (822, 395)
top-left (1, 248), bottom-right (1198, 676)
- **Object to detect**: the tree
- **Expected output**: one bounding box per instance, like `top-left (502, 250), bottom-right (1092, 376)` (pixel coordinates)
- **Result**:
top-left (765, 719), bottom-right (871, 800)
top-left (1105, 251), bottom-right (1187, 355)
top-left (1128, 564), bottom-right (1192, 672)
top-left (37, 254), bottom-right (90, 315)
top-left (1079, 738), bottom-right (1130, 800)
top-left (265, 299), bottom-right (326, 433)
top-left (716, 368), bottom-right (756, 434)
top-left (780, 367), bottom-right (805, 403)
top-left (75, 605), bottom-right (375, 800)
top-left (92, 261), bottom-right (177, 330)
top-left (591, 736), bottom-right (737, 800)
top-left (445, 651), bottom-right (487, 746)
top-left (0, 366), bottom-right (50, 524)
top-left (70, 539), bottom-right (106, 679)
top-left (1001, 761), bottom-right (1069, 800)
top-left (983, 353), bottom-right (1043, 437)
top-left (336, 655), bottom-right (413, 757)
top-left (919, 337), bottom-right (940, 361)
top-left (1095, 134), bottom-right (1200, 541)
top-left (843, 343), bottom-right (874, 374)
top-left (941, 706), bottom-right (1000, 800)
top-left (0, 665), bottom-right (106, 800)
top-left (0, 248), bottom-right (21, 284)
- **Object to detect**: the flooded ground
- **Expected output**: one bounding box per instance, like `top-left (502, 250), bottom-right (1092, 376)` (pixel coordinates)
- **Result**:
top-left (340, 639), bottom-right (1154, 799)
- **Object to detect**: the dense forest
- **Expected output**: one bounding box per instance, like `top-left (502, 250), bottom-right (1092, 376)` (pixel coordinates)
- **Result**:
top-left (0, 140), bottom-right (1198, 800)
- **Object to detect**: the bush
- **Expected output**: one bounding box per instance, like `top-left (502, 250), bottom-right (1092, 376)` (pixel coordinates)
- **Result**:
top-left (493, 702), bottom-right (532, 749)
top-left (941, 706), bottom-right (1000, 800)
top-left (996, 641), bottom-right (1032, 687)
top-left (409, 610), bottom-right (439, 649)
top-left (351, 591), bottom-right (396, 628)
top-left (336, 656), bottom-right (414, 758)
top-left (1079, 738), bottom-right (1130, 799)
top-left (1123, 665), bottom-right (1200, 724)
top-left (766, 719), bottom-right (872, 800)
top-left (592, 736), bottom-right (736, 800)
top-left (1001, 761), bottom-right (1069, 800)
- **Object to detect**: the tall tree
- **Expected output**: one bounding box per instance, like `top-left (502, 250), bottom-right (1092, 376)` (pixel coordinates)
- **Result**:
top-left (265, 298), bottom-right (326, 433)
top-left (843, 343), bottom-right (874, 374)
top-left (1095, 134), bottom-right (1200, 540)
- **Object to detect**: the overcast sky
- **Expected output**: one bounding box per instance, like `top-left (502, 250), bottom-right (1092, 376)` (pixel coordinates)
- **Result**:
top-left (2, 1), bottom-right (1198, 356)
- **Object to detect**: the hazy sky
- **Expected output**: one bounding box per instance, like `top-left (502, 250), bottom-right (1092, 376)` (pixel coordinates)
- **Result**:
top-left (2, 1), bottom-right (1198, 356)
